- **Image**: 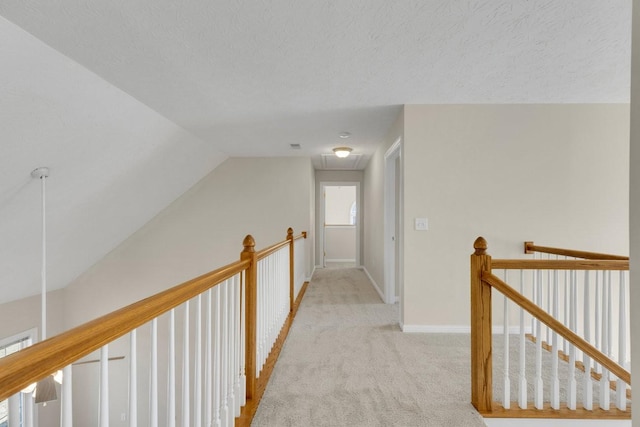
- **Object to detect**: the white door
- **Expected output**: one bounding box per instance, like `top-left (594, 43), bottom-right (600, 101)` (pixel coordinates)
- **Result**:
top-left (384, 139), bottom-right (403, 319)
top-left (320, 183), bottom-right (360, 268)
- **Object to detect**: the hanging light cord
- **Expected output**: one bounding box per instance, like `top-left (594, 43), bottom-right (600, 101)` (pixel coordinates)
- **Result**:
top-left (40, 173), bottom-right (47, 341)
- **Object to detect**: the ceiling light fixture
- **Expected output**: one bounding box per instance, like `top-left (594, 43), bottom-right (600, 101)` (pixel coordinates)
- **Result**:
top-left (333, 147), bottom-right (352, 158)
top-left (23, 167), bottom-right (62, 405)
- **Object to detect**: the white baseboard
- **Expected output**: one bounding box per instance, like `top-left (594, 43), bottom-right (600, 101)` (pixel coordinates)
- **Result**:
top-left (307, 265), bottom-right (316, 281)
top-left (402, 325), bottom-right (534, 334)
top-left (360, 267), bottom-right (385, 302)
top-left (325, 258), bottom-right (356, 263)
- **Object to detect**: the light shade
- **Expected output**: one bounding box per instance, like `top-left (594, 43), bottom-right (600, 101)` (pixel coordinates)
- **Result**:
top-left (34, 375), bottom-right (57, 404)
top-left (333, 147), bottom-right (352, 158)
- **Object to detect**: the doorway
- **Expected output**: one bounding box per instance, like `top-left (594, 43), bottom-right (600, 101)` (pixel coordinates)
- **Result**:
top-left (384, 138), bottom-right (403, 318)
top-left (319, 183), bottom-right (360, 268)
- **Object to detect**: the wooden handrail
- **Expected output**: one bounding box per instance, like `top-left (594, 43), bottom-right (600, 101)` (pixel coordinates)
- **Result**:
top-left (482, 271), bottom-right (630, 385)
top-left (0, 258), bottom-right (250, 401)
top-left (524, 241), bottom-right (628, 261)
top-left (256, 239), bottom-right (290, 260)
top-left (257, 233), bottom-right (307, 260)
top-left (492, 259), bottom-right (629, 271)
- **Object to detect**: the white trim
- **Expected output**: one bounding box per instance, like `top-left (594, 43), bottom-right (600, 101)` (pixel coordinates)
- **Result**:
top-left (402, 325), bottom-right (534, 334)
top-left (325, 258), bottom-right (356, 263)
top-left (0, 327), bottom-right (37, 347)
top-left (361, 267), bottom-right (385, 302)
top-left (384, 138), bottom-right (403, 314)
top-left (307, 266), bottom-right (316, 282)
top-left (319, 182), bottom-right (361, 268)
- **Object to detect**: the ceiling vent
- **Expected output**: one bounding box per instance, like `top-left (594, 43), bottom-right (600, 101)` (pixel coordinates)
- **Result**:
top-left (289, 143), bottom-right (301, 149)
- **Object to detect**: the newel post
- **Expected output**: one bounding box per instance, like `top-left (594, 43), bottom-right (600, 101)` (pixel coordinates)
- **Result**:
top-left (287, 228), bottom-right (295, 313)
top-left (241, 235), bottom-right (257, 400)
top-left (471, 237), bottom-right (493, 412)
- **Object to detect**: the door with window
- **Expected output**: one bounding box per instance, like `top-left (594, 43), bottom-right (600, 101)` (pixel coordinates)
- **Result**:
top-left (322, 184), bottom-right (358, 268)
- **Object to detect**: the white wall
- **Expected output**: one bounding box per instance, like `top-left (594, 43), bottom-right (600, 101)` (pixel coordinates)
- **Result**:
top-left (58, 156), bottom-right (314, 425)
top-left (402, 104), bottom-right (629, 329)
top-left (363, 109), bottom-right (404, 295)
top-left (629, 1), bottom-right (640, 425)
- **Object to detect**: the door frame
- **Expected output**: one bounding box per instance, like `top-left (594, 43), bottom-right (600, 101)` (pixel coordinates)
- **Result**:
top-left (319, 181), bottom-right (361, 268)
top-left (384, 138), bottom-right (403, 312)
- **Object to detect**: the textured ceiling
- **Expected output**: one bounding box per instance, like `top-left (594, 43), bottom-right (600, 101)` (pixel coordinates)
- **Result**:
top-left (0, 0), bottom-right (632, 304)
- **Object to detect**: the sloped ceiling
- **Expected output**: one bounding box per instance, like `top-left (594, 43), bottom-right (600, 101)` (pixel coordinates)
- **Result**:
top-left (0, 1), bottom-right (631, 304)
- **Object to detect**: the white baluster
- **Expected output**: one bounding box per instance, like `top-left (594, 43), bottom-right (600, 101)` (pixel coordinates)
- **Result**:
top-left (240, 273), bottom-right (247, 407)
top-left (24, 392), bottom-right (34, 427)
top-left (8, 394), bottom-right (20, 427)
top-left (168, 310), bottom-right (175, 427)
top-left (221, 281), bottom-right (229, 427)
top-left (205, 290), bottom-right (213, 427)
top-left (518, 269), bottom-right (527, 409)
top-left (228, 278), bottom-right (236, 426)
top-left (563, 266), bottom-right (569, 355)
top-left (594, 272), bottom-right (601, 374)
top-left (567, 270), bottom-right (577, 410)
top-left (99, 345), bottom-right (109, 427)
top-left (582, 271), bottom-right (593, 410)
top-left (257, 262), bottom-right (263, 372)
top-left (234, 275), bottom-right (242, 416)
top-left (502, 270), bottom-right (510, 409)
top-left (129, 330), bottom-right (138, 427)
top-left (195, 295), bottom-right (202, 427)
top-left (59, 365), bottom-right (72, 427)
top-left (151, 318), bottom-right (158, 427)
top-left (183, 301), bottom-right (190, 427)
top-left (616, 271), bottom-right (627, 411)
top-left (531, 265), bottom-right (537, 339)
top-left (545, 257), bottom-right (551, 344)
top-left (600, 270), bottom-right (610, 410)
top-left (550, 269), bottom-right (559, 410)
top-left (213, 285), bottom-right (222, 427)
top-left (534, 269), bottom-right (543, 409)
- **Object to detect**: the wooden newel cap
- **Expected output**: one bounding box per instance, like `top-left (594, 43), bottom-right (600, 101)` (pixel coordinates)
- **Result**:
top-left (242, 235), bottom-right (256, 253)
top-left (473, 237), bottom-right (487, 255)
top-left (287, 227), bottom-right (294, 239)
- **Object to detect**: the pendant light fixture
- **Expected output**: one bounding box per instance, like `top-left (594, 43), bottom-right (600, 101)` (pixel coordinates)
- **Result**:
top-left (23, 167), bottom-right (61, 404)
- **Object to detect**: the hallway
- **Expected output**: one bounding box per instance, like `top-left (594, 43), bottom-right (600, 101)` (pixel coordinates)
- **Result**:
top-left (251, 268), bottom-right (486, 426)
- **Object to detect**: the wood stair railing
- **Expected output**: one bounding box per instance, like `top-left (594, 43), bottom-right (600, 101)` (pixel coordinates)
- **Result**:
top-left (471, 237), bottom-right (631, 419)
top-left (0, 228), bottom-right (309, 427)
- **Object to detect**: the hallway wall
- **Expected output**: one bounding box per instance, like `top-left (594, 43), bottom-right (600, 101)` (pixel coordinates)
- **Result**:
top-left (363, 109), bottom-right (404, 298)
top-left (402, 104), bottom-right (629, 329)
top-left (56, 156), bottom-right (313, 425)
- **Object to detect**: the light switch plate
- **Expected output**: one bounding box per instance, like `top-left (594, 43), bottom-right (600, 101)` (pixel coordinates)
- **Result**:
top-left (415, 217), bottom-right (428, 230)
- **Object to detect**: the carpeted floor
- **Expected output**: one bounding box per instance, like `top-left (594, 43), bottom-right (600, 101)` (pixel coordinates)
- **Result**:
top-left (251, 267), bottom-right (487, 427)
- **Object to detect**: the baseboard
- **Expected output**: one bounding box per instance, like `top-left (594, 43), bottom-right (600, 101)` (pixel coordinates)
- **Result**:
top-left (402, 325), bottom-right (534, 334)
top-left (307, 265), bottom-right (316, 281)
top-left (360, 267), bottom-right (385, 302)
top-left (325, 258), bottom-right (356, 263)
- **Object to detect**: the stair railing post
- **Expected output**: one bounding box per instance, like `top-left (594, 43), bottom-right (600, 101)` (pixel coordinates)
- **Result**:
top-left (287, 228), bottom-right (295, 313)
top-left (471, 237), bottom-right (493, 412)
top-left (241, 235), bottom-right (257, 400)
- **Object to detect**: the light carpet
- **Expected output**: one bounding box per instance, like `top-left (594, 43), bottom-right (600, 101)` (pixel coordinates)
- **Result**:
top-left (251, 267), bottom-right (486, 427)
